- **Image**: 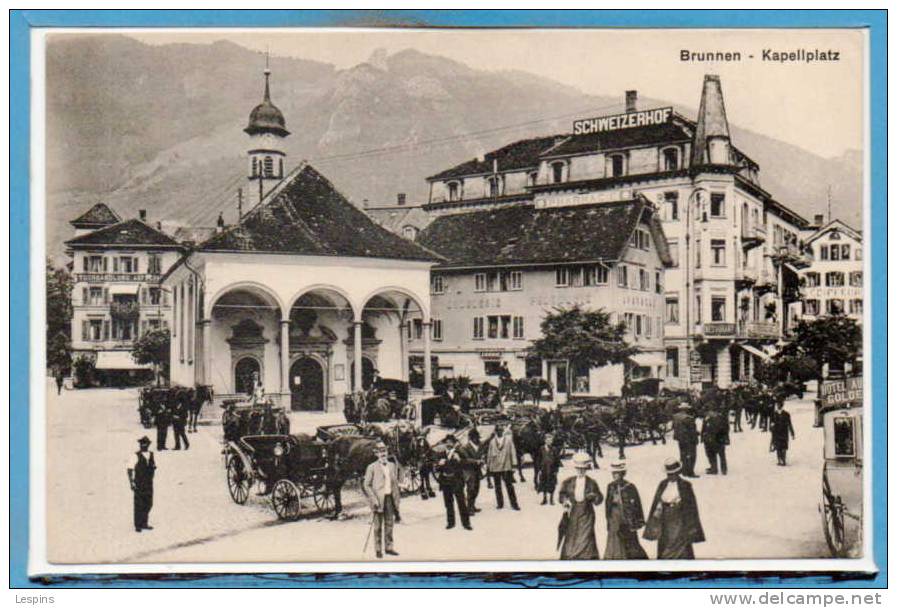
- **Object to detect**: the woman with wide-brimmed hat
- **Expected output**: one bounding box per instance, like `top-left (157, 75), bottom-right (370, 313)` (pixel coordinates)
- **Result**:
top-left (604, 460), bottom-right (648, 559)
top-left (643, 458), bottom-right (705, 559)
top-left (557, 451), bottom-right (603, 560)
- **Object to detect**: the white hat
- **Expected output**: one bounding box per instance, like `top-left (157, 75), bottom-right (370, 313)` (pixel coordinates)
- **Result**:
top-left (572, 452), bottom-right (591, 469)
top-left (610, 460), bottom-right (627, 472)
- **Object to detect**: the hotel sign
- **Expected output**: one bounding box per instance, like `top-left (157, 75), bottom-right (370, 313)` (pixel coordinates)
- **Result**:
top-left (535, 189), bottom-right (633, 210)
top-left (573, 107), bottom-right (673, 135)
top-left (820, 376), bottom-right (863, 408)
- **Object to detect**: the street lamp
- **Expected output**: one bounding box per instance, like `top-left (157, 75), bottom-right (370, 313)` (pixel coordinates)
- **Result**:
top-left (684, 186), bottom-right (709, 390)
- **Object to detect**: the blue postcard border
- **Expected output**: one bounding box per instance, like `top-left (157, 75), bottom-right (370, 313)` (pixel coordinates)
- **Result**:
top-left (9, 9), bottom-right (887, 589)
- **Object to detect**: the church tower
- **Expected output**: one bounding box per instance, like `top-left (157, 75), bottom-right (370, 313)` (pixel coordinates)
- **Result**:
top-left (245, 56), bottom-right (289, 206)
top-left (690, 74), bottom-right (733, 167)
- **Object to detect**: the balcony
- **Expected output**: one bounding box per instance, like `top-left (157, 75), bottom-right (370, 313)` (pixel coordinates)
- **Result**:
top-left (770, 243), bottom-right (812, 269)
top-left (110, 300), bottom-right (140, 320)
top-left (75, 272), bottom-right (161, 284)
top-left (702, 322), bottom-right (736, 338)
top-left (741, 321), bottom-right (779, 340)
top-left (740, 225), bottom-right (766, 249)
top-left (735, 266), bottom-right (758, 286)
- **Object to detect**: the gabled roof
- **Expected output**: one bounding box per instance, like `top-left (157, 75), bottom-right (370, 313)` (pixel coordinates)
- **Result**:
top-left (804, 218), bottom-right (863, 245)
top-left (365, 206), bottom-right (433, 235)
top-left (199, 163), bottom-right (441, 262)
top-left (544, 121), bottom-right (692, 158)
top-left (65, 218), bottom-right (182, 249)
top-left (70, 203), bottom-right (121, 228)
top-left (417, 197), bottom-right (669, 269)
top-left (427, 135), bottom-right (561, 181)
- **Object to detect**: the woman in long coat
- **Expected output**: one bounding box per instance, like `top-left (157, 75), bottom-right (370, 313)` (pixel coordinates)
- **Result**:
top-left (604, 460), bottom-right (648, 559)
top-left (558, 452), bottom-right (603, 559)
top-left (644, 458), bottom-right (705, 559)
top-left (536, 433), bottom-right (561, 505)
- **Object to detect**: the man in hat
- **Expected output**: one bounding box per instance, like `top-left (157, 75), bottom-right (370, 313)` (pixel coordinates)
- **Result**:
top-left (769, 400), bottom-right (796, 466)
top-left (701, 405), bottom-right (730, 475)
top-left (486, 423), bottom-right (520, 510)
top-left (362, 441), bottom-right (400, 558)
top-left (437, 434), bottom-right (473, 530)
top-left (457, 429), bottom-right (483, 515)
top-left (126, 436), bottom-right (156, 532)
top-left (672, 403), bottom-right (699, 478)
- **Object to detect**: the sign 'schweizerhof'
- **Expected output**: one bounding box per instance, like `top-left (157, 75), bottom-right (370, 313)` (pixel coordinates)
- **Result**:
top-left (573, 107), bottom-right (673, 135)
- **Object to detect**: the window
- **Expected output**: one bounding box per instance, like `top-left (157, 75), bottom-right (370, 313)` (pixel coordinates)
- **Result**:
top-left (594, 265), bottom-right (609, 285)
top-left (87, 287), bottom-right (104, 305)
top-left (819, 245), bottom-right (829, 261)
top-left (500, 315), bottom-right (511, 339)
top-left (850, 299), bottom-right (863, 315)
top-left (609, 154), bottom-right (625, 177)
top-left (630, 228), bottom-right (650, 250)
top-left (263, 156), bottom-right (274, 177)
top-left (655, 271), bottom-right (663, 294)
top-left (486, 315), bottom-right (512, 339)
top-left (487, 177), bottom-right (501, 197)
top-left (668, 240), bottom-right (679, 267)
top-left (484, 360), bottom-right (503, 376)
top-left (711, 239), bottom-right (727, 266)
top-left (84, 255), bottom-right (106, 273)
top-left (447, 182), bottom-right (460, 201)
top-left (473, 317), bottom-right (484, 340)
top-left (412, 319), bottom-right (424, 340)
top-left (431, 275), bottom-right (445, 295)
top-left (635, 315), bottom-right (643, 337)
top-left (804, 299), bottom-right (820, 316)
top-left (830, 244), bottom-right (841, 261)
top-left (666, 348), bottom-right (680, 377)
top-left (711, 297), bottom-right (727, 322)
top-left (147, 254), bottom-right (161, 275)
top-left (512, 316), bottom-right (524, 339)
top-left (664, 192), bottom-right (679, 221)
top-left (431, 319), bottom-right (443, 341)
top-left (841, 244), bottom-right (851, 260)
top-left (805, 272), bottom-right (820, 287)
top-left (639, 268), bottom-right (650, 291)
top-left (82, 319), bottom-right (105, 341)
top-left (510, 271), bottom-right (523, 290)
top-left (551, 162), bottom-right (565, 184)
top-left (402, 225), bottom-right (418, 240)
top-left (474, 273), bottom-right (486, 292)
top-left (645, 314), bottom-right (653, 338)
top-left (710, 193), bottom-right (726, 218)
top-left (623, 313), bottom-right (634, 336)
top-left (832, 417), bottom-right (856, 457)
top-left (826, 272), bottom-right (845, 287)
top-left (663, 148), bottom-right (679, 171)
top-left (148, 287), bottom-right (162, 305)
top-left (617, 265), bottom-right (629, 288)
top-left (112, 319), bottom-right (135, 341)
top-left (666, 297), bottom-right (680, 324)
top-left (251, 157), bottom-right (258, 177)
top-left (827, 299), bottom-right (845, 315)
top-left (555, 267), bottom-right (569, 287)
top-left (849, 272), bottom-right (863, 287)
top-left (695, 295), bottom-right (702, 325)
top-left (855, 247), bottom-right (863, 261)
top-left (695, 239), bottom-right (701, 268)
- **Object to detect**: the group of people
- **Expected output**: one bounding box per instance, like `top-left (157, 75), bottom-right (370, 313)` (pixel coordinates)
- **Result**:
top-left (153, 396), bottom-right (192, 451)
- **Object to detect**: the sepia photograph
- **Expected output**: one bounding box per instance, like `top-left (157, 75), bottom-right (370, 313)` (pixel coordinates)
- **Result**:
top-left (24, 19), bottom-right (878, 581)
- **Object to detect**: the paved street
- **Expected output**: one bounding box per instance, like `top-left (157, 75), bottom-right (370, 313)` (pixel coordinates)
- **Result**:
top-left (46, 380), bottom-right (830, 564)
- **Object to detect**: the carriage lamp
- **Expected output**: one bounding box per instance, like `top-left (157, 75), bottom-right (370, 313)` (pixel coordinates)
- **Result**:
top-left (273, 443), bottom-right (285, 457)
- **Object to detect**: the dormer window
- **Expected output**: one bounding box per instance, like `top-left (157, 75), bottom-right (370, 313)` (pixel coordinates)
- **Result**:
top-left (551, 162), bottom-right (565, 184)
top-left (608, 154), bottom-right (626, 177)
top-left (447, 181), bottom-right (460, 202)
top-left (662, 147), bottom-right (680, 171)
top-left (487, 176), bottom-right (501, 198)
top-left (402, 225), bottom-right (418, 240)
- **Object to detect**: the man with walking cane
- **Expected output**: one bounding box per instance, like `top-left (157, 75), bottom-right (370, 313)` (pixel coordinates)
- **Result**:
top-left (363, 441), bottom-right (400, 558)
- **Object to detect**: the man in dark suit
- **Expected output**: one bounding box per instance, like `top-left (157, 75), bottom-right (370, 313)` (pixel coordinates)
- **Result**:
top-left (672, 404), bottom-right (699, 478)
top-left (155, 401), bottom-right (170, 450)
top-left (701, 405), bottom-right (730, 475)
top-left (769, 401), bottom-right (796, 465)
top-left (127, 436), bottom-right (156, 532)
top-left (171, 391), bottom-right (190, 451)
top-left (457, 430), bottom-right (483, 515)
top-left (437, 435), bottom-right (472, 530)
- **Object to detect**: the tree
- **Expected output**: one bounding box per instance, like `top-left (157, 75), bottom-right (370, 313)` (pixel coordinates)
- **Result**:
top-left (531, 305), bottom-right (637, 395)
top-left (779, 314), bottom-right (862, 386)
top-left (131, 328), bottom-right (171, 386)
top-left (46, 259), bottom-right (73, 374)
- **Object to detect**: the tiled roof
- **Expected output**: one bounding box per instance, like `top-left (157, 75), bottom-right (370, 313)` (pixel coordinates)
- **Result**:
top-left (171, 226), bottom-right (218, 244)
top-left (427, 135), bottom-right (561, 180)
top-left (66, 219), bottom-right (182, 248)
top-left (417, 198), bottom-right (666, 268)
top-left (544, 122), bottom-right (691, 157)
top-left (365, 206), bottom-right (432, 234)
top-left (70, 203), bottom-right (121, 227)
top-left (200, 163), bottom-right (441, 262)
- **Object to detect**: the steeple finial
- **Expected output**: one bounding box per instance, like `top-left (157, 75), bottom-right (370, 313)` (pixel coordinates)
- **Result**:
top-left (263, 48), bottom-right (271, 102)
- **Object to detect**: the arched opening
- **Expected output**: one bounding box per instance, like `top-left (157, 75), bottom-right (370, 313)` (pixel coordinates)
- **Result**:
top-left (361, 288), bottom-right (428, 388)
top-left (290, 356), bottom-right (324, 411)
top-left (350, 356), bottom-right (376, 392)
top-left (234, 356), bottom-right (261, 396)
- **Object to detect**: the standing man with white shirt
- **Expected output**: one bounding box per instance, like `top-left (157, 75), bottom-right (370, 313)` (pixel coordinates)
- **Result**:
top-left (126, 436), bottom-right (156, 532)
top-left (363, 441), bottom-right (401, 558)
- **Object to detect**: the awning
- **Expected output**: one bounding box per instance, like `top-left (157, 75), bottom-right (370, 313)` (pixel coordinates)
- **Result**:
top-left (108, 283), bottom-right (140, 295)
top-left (628, 352), bottom-right (666, 368)
top-left (95, 350), bottom-right (152, 370)
top-left (740, 343), bottom-right (771, 361)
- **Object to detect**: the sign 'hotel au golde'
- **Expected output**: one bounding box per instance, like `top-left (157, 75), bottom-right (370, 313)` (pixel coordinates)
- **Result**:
top-left (534, 107), bottom-right (673, 210)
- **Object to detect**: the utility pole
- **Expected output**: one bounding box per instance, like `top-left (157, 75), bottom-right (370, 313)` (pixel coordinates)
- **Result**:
top-left (826, 185), bottom-right (832, 223)
top-left (237, 188), bottom-right (243, 220)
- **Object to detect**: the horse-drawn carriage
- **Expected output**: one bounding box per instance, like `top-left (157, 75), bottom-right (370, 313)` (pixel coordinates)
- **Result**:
top-left (222, 398), bottom-right (290, 441)
top-left (818, 377), bottom-right (863, 558)
top-left (138, 384), bottom-right (214, 431)
top-left (343, 378), bottom-right (413, 423)
top-left (138, 386), bottom-right (170, 428)
top-left (224, 433), bottom-right (335, 520)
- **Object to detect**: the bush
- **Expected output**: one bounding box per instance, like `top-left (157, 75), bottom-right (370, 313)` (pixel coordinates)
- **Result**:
top-left (72, 356), bottom-right (96, 388)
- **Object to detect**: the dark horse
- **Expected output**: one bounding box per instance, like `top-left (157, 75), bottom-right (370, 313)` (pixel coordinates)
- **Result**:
top-left (188, 385), bottom-right (214, 432)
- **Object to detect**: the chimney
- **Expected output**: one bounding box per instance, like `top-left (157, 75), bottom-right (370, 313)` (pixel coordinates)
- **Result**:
top-left (138, 209), bottom-right (147, 221)
top-left (397, 193), bottom-right (406, 206)
top-left (363, 198), bottom-right (369, 209)
top-left (814, 214), bottom-right (824, 226)
top-left (217, 212), bottom-right (225, 232)
top-left (625, 90), bottom-right (638, 113)
top-left (691, 74), bottom-right (732, 166)
top-left (156, 221), bottom-right (162, 230)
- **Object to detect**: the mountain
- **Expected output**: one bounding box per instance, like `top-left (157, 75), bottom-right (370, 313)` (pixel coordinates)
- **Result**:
top-left (45, 36), bottom-right (863, 262)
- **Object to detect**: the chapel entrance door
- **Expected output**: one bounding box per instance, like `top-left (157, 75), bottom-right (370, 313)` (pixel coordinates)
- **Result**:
top-left (290, 357), bottom-right (325, 412)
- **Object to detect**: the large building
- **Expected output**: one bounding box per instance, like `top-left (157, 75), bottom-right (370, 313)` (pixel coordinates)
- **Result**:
top-left (418, 75), bottom-right (811, 392)
top-left (796, 215), bottom-right (863, 325)
top-left (163, 66), bottom-right (439, 412)
top-left (66, 205), bottom-right (182, 383)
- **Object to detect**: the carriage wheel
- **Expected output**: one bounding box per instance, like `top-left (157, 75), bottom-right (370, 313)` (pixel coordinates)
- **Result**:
top-left (272, 479), bottom-right (303, 521)
top-left (399, 466), bottom-right (421, 495)
top-left (821, 490), bottom-right (847, 557)
top-left (226, 457), bottom-right (251, 505)
top-left (312, 485), bottom-right (336, 514)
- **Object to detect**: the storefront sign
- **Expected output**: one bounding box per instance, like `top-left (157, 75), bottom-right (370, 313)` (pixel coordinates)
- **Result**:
top-left (820, 376), bottom-right (863, 407)
top-left (573, 107), bottom-right (673, 135)
top-left (689, 350), bottom-right (703, 381)
top-left (535, 189), bottom-right (633, 210)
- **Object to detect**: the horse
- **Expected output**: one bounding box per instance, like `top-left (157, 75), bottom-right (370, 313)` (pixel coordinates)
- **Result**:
top-left (188, 385), bottom-right (214, 432)
top-left (508, 417), bottom-right (546, 487)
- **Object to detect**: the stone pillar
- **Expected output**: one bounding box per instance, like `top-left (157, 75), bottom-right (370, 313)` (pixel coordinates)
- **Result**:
top-left (422, 321), bottom-right (433, 395)
top-left (280, 319), bottom-right (291, 396)
top-left (200, 319), bottom-right (212, 386)
top-left (353, 321), bottom-right (363, 392)
top-left (399, 322), bottom-right (409, 382)
top-left (716, 344), bottom-right (732, 389)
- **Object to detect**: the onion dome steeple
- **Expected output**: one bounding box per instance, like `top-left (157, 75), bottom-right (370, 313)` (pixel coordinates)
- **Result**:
top-left (244, 60), bottom-right (289, 137)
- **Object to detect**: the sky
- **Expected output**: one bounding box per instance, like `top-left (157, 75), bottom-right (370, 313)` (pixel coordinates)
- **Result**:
top-left (127, 27), bottom-right (865, 159)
